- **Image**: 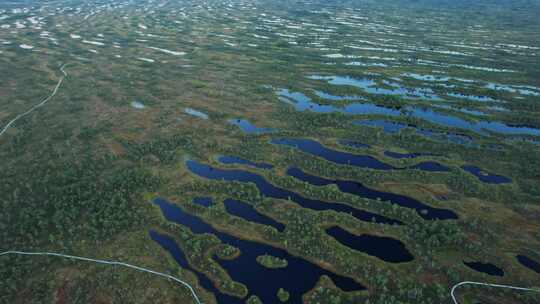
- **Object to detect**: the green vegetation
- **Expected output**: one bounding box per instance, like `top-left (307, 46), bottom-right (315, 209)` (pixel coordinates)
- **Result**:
top-left (256, 254), bottom-right (288, 269)
top-left (246, 295), bottom-right (263, 304)
top-left (277, 288), bottom-right (290, 302)
top-left (0, 0), bottom-right (539, 303)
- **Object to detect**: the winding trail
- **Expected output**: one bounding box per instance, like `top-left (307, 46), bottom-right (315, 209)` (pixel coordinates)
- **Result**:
top-left (0, 250), bottom-right (203, 304)
top-left (0, 63), bottom-right (68, 138)
top-left (451, 281), bottom-right (539, 304)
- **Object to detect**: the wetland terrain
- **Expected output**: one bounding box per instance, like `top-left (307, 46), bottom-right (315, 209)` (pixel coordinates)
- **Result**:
top-left (0, 0), bottom-right (539, 303)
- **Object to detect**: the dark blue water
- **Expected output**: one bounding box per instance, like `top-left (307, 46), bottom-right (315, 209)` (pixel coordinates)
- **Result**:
top-left (463, 261), bottom-right (504, 276)
top-left (228, 119), bottom-right (273, 134)
top-left (272, 138), bottom-right (450, 172)
top-left (224, 199), bottom-right (285, 232)
top-left (286, 167), bottom-right (457, 220)
top-left (516, 255), bottom-right (540, 274)
top-left (150, 231), bottom-right (242, 304)
top-left (271, 138), bottom-right (394, 170)
top-left (218, 155), bottom-right (273, 170)
top-left (461, 165), bottom-right (511, 184)
top-left (326, 226), bottom-right (414, 263)
top-left (384, 151), bottom-right (427, 159)
top-left (186, 160), bottom-right (401, 225)
top-left (339, 140), bottom-right (370, 149)
top-left (152, 199), bottom-right (365, 303)
top-left (192, 197), bottom-right (213, 207)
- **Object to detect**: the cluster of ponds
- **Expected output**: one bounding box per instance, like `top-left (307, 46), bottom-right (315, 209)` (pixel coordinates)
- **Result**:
top-left (212, 136), bottom-right (510, 220)
top-left (310, 73), bottom-right (540, 103)
top-left (191, 153), bottom-right (462, 220)
top-left (401, 73), bottom-right (540, 97)
top-left (278, 82), bottom-right (540, 137)
top-left (152, 196), bottom-right (540, 301)
top-left (150, 154), bottom-right (528, 302)
top-left (186, 159), bottom-right (401, 225)
top-left (307, 75), bottom-right (442, 101)
top-left (161, 75), bottom-right (522, 301)
top-left (272, 138), bottom-right (511, 183)
top-left (151, 198), bottom-right (366, 303)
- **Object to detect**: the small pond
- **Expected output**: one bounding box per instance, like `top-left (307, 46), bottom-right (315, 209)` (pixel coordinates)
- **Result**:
top-left (461, 165), bottom-right (511, 184)
top-left (463, 261), bottom-right (504, 277)
top-left (326, 226), bottom-right (414, 263)
top-left (185, 107), bottom-right (209, 119)
top-left (130, 101), bottom-right (145, 109)
top-left (516, 255), bottom-right (540, 274)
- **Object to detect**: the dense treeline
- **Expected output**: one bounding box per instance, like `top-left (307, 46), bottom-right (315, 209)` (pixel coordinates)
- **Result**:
top-left (0, 148), bottom-right (167, 302)
top-left (122, 134), bottom-right (195, 164)
top-left (1, 154), bottom-right (161, 248)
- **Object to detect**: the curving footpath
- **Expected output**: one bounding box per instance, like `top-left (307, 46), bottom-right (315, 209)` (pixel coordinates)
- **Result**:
top-left (0, 250), bottom-right (203, 304)
top-left (451, 281), bottom-right (539, 304)
top-left (0, 63), bottom-right (69, 138)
